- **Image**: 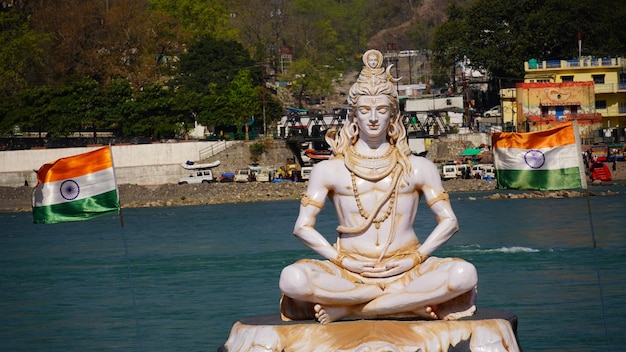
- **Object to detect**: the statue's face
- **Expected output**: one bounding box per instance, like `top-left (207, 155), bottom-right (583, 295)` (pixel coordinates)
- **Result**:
top-left (355, 95), bottom-right (391, 140)
top-left (367, 54), bottom-right (378, 69)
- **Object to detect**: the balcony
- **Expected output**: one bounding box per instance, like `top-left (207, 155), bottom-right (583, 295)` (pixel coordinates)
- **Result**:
top-left (526, 113), bottom-right (603, 126)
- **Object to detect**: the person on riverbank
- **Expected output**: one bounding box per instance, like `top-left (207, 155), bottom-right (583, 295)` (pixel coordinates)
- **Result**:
top-left (279, 49), bottom-right (478, 324)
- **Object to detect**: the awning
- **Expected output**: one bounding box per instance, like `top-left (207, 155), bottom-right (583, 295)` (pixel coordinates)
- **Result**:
top-left (461, 148), bottom-right (483, 156)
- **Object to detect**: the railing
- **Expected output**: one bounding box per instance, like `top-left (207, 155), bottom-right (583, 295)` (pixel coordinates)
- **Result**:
top-left (526, 113), bottom-right (603, 125)
top-left (594, 83), bottom-right (615, 93)
top-left (526, 57), bottom-right (623, 70)
top-left (198, 140), bottom-right (240, 160)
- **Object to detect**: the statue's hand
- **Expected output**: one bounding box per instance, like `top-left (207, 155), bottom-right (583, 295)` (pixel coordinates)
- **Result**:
top-left (340, 257), bottom-right (388, 275)
top-left (359, 257), bottom-right (415, 278)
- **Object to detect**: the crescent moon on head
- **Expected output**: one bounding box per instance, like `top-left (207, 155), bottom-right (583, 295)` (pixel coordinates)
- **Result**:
top-left (386, 64), bottom-right (401, 83)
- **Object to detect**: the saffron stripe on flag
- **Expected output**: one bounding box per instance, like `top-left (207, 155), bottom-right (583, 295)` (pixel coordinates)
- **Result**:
top-left (37, 147), bottom-right (114, 184)
top-left (33, 168), bottom-right (117, 207)
top-left (492, 123), bottom-right (577, 150)
top-left (33, 189), bottom-right (119, 224)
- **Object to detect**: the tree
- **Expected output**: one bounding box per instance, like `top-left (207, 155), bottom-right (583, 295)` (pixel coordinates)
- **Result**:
top-left (149, 0), bottom-right (237, 40)
top-left (125, 84), bottom-right (180, 139)
top-left (227, 70), bottom-right (261, 140)
top-left (432, 0), bottom-right (626, 82)
top-left (176, 36), bottom-right (259, 94)
top-left (0, 11), bottom-right (51, 96)
top-left (281, 56), bottom-right (340, 109)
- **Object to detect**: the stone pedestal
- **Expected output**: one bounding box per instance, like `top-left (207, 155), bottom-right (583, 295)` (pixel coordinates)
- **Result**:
top-left (219, 308), bottom-right (521, 352)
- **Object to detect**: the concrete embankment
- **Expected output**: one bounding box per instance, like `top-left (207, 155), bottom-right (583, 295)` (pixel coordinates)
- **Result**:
top-left (0, 139), bottom-right (293, 187)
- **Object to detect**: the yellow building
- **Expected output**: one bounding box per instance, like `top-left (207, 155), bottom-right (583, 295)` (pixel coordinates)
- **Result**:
top-left (520, 57), bottom-right (626, 142)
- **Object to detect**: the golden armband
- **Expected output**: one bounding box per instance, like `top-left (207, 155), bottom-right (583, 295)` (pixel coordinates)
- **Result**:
top-left (301, 194), bottom-right (324, 209)
top-left (426, 190), bottom-right (449, 207)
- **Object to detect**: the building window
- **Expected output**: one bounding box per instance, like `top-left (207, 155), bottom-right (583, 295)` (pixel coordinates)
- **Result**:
top-left (596, 100), bottom-right (607, 110)
top-left (592, 74), bottom-right (605, 84)
top-left (561, 75), bottom-right (574, 82)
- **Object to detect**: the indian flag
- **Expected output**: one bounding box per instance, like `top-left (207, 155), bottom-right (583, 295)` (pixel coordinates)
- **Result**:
top-left (492, 122), bottom-right (587, 190)
top-left (32, 146), bottom-right (120, 224)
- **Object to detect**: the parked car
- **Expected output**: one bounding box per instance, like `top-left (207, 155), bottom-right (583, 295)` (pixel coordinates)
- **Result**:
top-left (484, 105), bottom-right (501, 117)
top-left (456, 164), bottom-right (471, 179)
top-left (234, 168), bottom-right (254, 182)
top-left (441, 164), bottom-right (457, 180)
top-left (255, 167), bottom-right (276, 182)
top-left (301, 166), bottom-right (313, 180)
top-left (178, 170), bottom-right (216, 184)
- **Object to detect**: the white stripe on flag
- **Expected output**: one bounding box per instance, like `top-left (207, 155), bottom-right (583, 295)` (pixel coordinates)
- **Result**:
top-left (493, 144), bottom-right (581, 171)
top-left (34, 168), bottom-right (117, 207)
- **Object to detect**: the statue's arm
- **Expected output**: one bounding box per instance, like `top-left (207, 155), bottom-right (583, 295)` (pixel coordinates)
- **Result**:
top-left (414, 158), bottom-right (459, 257)
top-left (292, 162), bottom-right (339, 261)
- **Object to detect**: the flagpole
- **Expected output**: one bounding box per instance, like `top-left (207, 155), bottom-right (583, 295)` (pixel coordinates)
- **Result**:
top-left (111, 145), bottom-right (143, 351)
top-left (583, 192), bottom-right (610, 350)
top-left (575, 122), bottom-right (609, 349)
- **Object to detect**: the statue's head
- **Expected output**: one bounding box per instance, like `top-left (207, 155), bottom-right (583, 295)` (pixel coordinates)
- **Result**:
top-left (325, 49), bottom-right (411, 173)
top-left (346, 49), bottom-right (401, 145)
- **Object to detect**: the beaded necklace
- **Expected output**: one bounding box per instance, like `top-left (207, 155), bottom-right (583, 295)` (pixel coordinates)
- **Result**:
top-left (350, 169), bottom-right (397, 230)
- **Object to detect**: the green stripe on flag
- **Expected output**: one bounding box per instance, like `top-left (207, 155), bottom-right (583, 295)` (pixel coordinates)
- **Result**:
top-left (496, 167), bottom-right (584, 190)
top-left (33, 189), bottom-right (120, 224)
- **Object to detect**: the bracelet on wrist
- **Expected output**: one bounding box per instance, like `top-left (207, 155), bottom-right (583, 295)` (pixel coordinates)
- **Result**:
top-left (330, 253), bottom-right (346, 266)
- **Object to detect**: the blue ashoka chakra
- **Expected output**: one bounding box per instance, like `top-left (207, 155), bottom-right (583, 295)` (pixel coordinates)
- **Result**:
top-left (524, 150), bottom-right (545, 169)
top-left (60, 180), bottom-right (80, 200)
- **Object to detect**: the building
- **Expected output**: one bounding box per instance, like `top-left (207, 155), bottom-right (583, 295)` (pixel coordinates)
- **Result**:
top-left (520, 57), bottom-right (626, 142)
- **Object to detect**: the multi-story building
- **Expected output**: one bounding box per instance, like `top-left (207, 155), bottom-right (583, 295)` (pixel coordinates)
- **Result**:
top-left (518, 57), bottom-right (626, 143)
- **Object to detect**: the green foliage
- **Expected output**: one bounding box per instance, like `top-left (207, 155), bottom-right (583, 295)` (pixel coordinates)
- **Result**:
top-left (149, 0), bottom-right (237, 40)
top-left (281, 57), bottom-right (338, 108)
top-left (2, 0), bottom-right (625, 144)
top-left (0, 11), bottom-right (51, 96)
top-left (249, 141), bottom-right (267, 161)
top-left (176, 36), bottom-right (258, 93)
top-left (125, 84), bottom-right (180, 139)
top-left (226, 69), bottom-right (261, 137)
top-left (432, 0), bottom-right (626, 80)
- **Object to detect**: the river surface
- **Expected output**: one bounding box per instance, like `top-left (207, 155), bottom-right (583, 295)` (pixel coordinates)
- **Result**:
top-left (1, 185), bottom-right (625, 351)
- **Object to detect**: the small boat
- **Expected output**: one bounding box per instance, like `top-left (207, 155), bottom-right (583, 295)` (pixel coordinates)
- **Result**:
top-left (304, 149), bottom-right (332, 160)
top-left (181, 160), bottom-right (221, 170)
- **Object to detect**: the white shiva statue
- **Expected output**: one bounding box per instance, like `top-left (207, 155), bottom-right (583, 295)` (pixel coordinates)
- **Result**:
top-left (279, 49), bottom-right (478, 325)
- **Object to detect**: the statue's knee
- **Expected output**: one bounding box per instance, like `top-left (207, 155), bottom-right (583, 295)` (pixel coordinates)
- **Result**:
top-left (279, 265), bottom-right (310, 295)
top-left (448, 262), bottom-right (478, 291)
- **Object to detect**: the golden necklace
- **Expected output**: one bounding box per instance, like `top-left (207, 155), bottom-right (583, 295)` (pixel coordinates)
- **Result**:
top-left (344, 145), bottom-right (397, 181)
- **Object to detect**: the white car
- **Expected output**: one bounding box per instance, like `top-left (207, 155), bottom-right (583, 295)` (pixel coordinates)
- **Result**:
top-left (484, 105), bottom-right (501, 117)
top-left (441, 164), bottom-right (457, 180)
top-left (234, 168), bottom-right (253, 182)
top-left (178, 170), bottom-right (216, 184)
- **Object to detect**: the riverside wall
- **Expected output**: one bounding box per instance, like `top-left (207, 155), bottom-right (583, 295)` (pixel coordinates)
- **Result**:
top-left (0, 133), bottom-right (492, 187)
top-left (0, 141), bottom-right (245, 187)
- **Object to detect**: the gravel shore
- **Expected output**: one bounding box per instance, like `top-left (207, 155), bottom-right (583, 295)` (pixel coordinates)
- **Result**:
top-left (1, 178), bottom-right (496, 213)
top-left (3, 169), bottom-right (624, 213)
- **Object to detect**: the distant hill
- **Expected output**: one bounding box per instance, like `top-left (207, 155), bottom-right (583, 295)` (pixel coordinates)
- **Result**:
top-left (367, 0), bottom-right (472, 50)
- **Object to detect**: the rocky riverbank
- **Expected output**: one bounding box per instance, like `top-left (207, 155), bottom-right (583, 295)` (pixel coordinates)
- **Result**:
top-left (2, 176), bottom-right (623, 213)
